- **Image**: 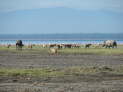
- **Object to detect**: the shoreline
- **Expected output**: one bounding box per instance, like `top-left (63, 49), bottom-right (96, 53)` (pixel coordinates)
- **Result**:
top-left (0, 40), bottom-right (123, 45)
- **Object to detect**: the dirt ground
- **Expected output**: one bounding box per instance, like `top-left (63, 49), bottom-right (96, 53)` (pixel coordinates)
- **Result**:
top-left (0, 50), bottom-right (123, 92)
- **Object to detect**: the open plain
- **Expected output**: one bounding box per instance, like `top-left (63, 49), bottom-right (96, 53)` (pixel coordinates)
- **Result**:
top-left (0, 46), bottom-right (123, 92)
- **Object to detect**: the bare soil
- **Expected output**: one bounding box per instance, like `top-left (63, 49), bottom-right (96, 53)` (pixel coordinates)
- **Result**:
top-left (0, 51), bottom-right (123, 92)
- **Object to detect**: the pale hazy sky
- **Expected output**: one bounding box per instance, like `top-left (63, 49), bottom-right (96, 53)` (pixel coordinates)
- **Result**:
top-left (0, 0), bottom-right (123, 34)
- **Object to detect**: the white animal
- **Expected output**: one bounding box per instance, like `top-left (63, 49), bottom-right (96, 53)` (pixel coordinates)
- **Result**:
top-left (49, 48), bottom-right (58, 55)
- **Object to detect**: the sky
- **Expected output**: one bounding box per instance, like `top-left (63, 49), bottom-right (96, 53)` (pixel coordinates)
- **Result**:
top-left (0, 0), bottom-right (123, 34)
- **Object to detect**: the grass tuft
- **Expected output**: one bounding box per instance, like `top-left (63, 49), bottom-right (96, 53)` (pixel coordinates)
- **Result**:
top-left (0, 66), bottom-right (123, 77)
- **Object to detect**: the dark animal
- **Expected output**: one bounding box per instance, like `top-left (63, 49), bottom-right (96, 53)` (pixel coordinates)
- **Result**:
top-left (49, 44), bottom-right (57, 48)
top-left (64, 44), bottom-right (72, 48)
top-left (16, 40), bottom-right (24, 50)
top-left (85, 44), bottom-right (92, 48)
top-left (7, 44), bottom-right (11, 48)
top-left (103, 40), bottom-right (117, 48)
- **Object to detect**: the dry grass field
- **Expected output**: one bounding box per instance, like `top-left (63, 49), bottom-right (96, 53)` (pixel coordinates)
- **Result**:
top-left (0, 45), bottom-right (123, 92)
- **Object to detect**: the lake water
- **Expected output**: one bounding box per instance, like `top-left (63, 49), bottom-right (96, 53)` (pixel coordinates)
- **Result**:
top-left (0, 34), bottom-right (123, 45)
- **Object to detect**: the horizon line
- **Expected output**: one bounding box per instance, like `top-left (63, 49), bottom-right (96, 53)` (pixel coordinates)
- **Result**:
top-left (0, 33), bottom-right (123, 35)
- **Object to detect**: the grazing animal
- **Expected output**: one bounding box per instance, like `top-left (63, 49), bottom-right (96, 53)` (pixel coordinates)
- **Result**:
top-left (16, 40), bottom-right (24, 50)
top-left (94, 44), bottom-right (103, 48)
top-left (49, 48), bottom-right (58, 55)
top-left (64, 44), bottom-right (72, 48)
top-left (73, 44), bottom-right (81, 48)
top-left (57, 44), bottom-right (63, 49)
top-left (49, 44), bottom-right (57, 48)
top-left (7, 44), bottom-right (11, 48)
top-left (28, 44), bottom-right (33, 49)
top-left (85, 44), bottom-right (92, 48)
top-left (42, 44), bottom-right (46, 48)
top-left (103, 40), bottom-right (117, 48)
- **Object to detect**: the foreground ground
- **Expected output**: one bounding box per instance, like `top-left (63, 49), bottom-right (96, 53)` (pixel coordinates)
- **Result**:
top-left (0, 48), bottom-right (123, 92)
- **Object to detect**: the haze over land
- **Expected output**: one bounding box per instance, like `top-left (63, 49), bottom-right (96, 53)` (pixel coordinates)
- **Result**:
top-left (0, 0), bottom-right (123, 34)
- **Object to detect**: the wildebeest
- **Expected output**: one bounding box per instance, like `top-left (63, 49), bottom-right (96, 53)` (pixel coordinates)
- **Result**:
top-left (103, 40), bottom-right (117, 48)
top-left (85, 44), bottom-right (92, 48)
top-left (16, 40), bottom-right (24, 50)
